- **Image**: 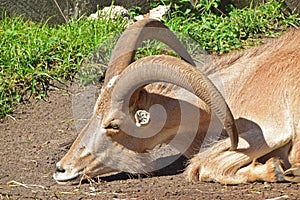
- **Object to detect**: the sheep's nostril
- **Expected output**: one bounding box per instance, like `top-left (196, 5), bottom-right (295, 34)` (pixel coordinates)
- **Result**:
top-left (56, 163), bottom-right (66, 173)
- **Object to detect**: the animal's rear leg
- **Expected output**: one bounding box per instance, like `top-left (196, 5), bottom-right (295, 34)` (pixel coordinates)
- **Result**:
top-left (285, 127), bottom-right (300, 182)
top-left (285, 140), bottom-right (300, 182)
top-left (284, 164), bottom-right (300, 182)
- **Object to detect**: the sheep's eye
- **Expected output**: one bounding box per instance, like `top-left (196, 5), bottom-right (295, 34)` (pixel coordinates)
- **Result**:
top-left (105, 123), bottom-right (119, 130)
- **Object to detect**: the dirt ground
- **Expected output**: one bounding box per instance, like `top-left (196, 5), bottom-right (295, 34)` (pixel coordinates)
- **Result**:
top-left (1, 85), bottom-right (300, 200)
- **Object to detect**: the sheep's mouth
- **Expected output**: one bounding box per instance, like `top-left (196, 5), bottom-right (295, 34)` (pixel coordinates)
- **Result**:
top-left (53, 172), bottom-right (81, 185)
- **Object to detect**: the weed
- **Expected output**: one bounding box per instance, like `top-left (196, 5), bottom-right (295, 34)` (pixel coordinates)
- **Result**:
top-left (161, 0), bottom-right (299, 52)
top-left (0, 14), bottom-right (127, 116)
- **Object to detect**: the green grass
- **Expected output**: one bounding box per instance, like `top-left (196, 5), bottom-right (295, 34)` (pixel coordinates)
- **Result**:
top-left (0, 15), bottom-right (127, 116)
top-left (0, 0), bottom-right (299, 117)
top-left (152, 0), bottom-right (299, 52)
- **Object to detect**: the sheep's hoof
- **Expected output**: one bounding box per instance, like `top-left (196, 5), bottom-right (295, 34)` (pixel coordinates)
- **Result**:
top-left (284, 165), bottom-right (300, 182)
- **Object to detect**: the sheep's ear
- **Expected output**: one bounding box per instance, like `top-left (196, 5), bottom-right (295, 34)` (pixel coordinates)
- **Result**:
top-left (129, 89), bottom-right (151, 127)
top-left (134, 110), bottom-right (150, 127)
top-left (129, 88), bottom-right (147, 108)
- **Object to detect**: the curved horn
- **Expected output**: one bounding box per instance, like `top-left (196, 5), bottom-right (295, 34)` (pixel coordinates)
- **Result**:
top-left (104, 18), bottom-right (195, 85)
top-left (111, 55), bottom-right (238, 150)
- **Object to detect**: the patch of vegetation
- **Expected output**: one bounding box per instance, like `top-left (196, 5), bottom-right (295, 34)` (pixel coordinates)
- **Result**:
top-left (149, 0), bottom-right (299, 52)
top-left (0, 0), bottom-right (299, 117)
top-left (0, 14), bottom-right (127, 117)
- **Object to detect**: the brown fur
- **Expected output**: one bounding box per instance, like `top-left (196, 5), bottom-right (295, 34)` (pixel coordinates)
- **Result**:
top-left (54, 22), bottom-right (300, 184)
top-left (186, 28), bottom-right (300, 184)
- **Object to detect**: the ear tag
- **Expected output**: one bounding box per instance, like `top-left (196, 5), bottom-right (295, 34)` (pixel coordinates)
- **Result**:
top-left (134, 110), bottom-right (150, 127)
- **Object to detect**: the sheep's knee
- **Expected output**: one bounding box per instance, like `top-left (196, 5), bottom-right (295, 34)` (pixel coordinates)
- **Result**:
top-left (185, 152), bottom-right (248, 185)
top-left (185, 154), bottom-right (210, 182)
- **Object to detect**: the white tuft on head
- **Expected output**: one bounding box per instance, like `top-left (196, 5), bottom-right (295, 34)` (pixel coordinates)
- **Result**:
top-left (106, 75), bottom-right (119, 88)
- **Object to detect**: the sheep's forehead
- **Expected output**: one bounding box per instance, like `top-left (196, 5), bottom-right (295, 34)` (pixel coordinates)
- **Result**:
top-left (94, 91), bottom-right (112, 114)
top-left (93, 75), bottom-right (120, 114)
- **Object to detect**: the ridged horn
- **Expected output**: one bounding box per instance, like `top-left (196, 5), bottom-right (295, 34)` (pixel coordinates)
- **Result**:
top-left (111, 55), bottom-right (239, 150)
top-left (104, 18), bottom-right (195, 85)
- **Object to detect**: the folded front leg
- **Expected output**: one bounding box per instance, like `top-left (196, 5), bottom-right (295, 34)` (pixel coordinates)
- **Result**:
top-left (185, 127), bottom-right (292, 184)
top-left (236, 158), bottom-right (285, 182)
